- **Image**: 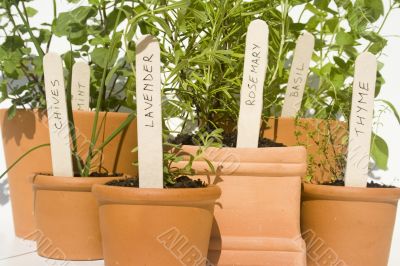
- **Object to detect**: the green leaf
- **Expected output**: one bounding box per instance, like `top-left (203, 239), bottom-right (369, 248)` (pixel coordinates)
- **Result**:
top-left (336, 31), bottom-right (354, 46)
top-left (324, 17), bottom-right (339, 33)
top-left (371, 133), bottom-right (389, 170)
top-left (7, 105), bottom-right (16, 120)
top-left (25, 7), bottom-right (38, 17)
top-left (355, 0), bottom-right (384, 23)
top-left (62, 51), bottom-right (79, 71)
top-left (106, 6), bottom-right (133, 33)
top-left (88, 0), bottom-right (100, 5)
top-left (0, 81), bottom-right (8, 102)
top-left (52, 6), bottom-right (97, 37)
top-left (2, 36), bottom-right (24, 51)
top-left (37, 29), bottom-right (51, 44)
top-left (314, 0), bottom-right (330, 10)
top-left (368, 39), bottom-right (388, 54)
top-left (91, 47), bottom-right (118, 68)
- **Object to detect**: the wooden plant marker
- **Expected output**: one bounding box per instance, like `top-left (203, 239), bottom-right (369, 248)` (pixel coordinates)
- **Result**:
top-left (388, 200), bottom-right (400, 266)
top-left (344, 52), bottom-right (377, 187)
top-left (71, 62), bottom-right (90, 111)
top-left (43, 53), bottom-right (74, 177)
top-left (236, 19), bottom-right (269, 148)
top-left (281, 32), bottom-right (315, 117)
top-left (136, 35), bottom-right (163, 188)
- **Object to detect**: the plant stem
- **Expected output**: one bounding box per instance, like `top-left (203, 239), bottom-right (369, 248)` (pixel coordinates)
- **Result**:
top-left (46, 0), bottom-right (57, 53)
top-left (90, 113), bottom-right (135, 160)
top-left (0, 143), bottom-right (50, 180)
top-left (270, 0), bottom-right (289, 84)
top-left (15, 4), bottom-right (44, 58)
top-left (83, 0), bottom-right (125, 176)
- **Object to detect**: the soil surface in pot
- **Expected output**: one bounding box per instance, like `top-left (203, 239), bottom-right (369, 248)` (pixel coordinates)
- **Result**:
top-left (106, 176), bottom-right (206, 188)
top-left (322, 179), bottom-right (398, 188)
top-left (172, 131), bottom-right (285, 148)
top-left (40, 172), bottom-right (124, 178)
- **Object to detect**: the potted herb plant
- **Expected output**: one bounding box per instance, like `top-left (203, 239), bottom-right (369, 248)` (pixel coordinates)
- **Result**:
top-left (0, 1), bottom-right (137, 238)
top-left (93, 35), bottom-right (221, 266)
top-left (167, 19), bottom-right (308, 265)
top-left (0, 0), bottom-right (185, 240)
top-left (148, 0), bottom-right (397, 185)
top-left (29, 50), bottom-right (137, 260)
top-left (301, 53), bottom-right (400, 266)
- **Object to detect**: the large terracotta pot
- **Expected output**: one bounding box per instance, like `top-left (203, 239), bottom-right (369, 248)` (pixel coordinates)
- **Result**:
top-left (301, 183), bottom-right (400, 266)
top-left (262, 117), bottom-right (347, 183)
top-left (32, 174), bottom-right (117, 260)
top-left (92, 184), bottom-right (221, 266)
top-left (0, 109), bottom-right (137, 238)
top-left (175, 146), bottom-right (308, 265)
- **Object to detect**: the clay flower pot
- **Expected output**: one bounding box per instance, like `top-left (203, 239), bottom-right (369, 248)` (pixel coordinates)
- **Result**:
top-left (262, 117), bottom-right (347, 183)
top-left (92, 184), bottom-right (221, 266)
top-left (0, 109), bottom-right (137, 238)
top-left (175, 146), bottom-right (308, 265)
top-left (301, 183), bottom-right (400, 266)
top-left (32, 174), bottom-right (119, 260)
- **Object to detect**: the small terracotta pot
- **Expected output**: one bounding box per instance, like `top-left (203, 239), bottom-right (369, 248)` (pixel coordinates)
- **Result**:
top-left (0, 109), bottom-right (137, 238)
top-left (92, 184), bottom-right (221, 266)
top-left (261, 117), bottom-right (348, 183)
top-left (175, 146), bottom-right (308, 265)
top-left (301, 183), bottom-right (400, 266)
top-left (32, 174), bottom-right (118, 260)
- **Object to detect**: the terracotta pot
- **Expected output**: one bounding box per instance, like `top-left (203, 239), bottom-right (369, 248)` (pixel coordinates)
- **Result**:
top-left (32, 174), bottom-right (118, 260)
top-left (0, 109), bottom-right (137, 238)
top-left (262, 117), bottom-right (348, 183)
top-left (301, 183), bottom-right (400, 266)
top-left (93, 184), bottom-right (221, 266)
top-left (175, 146), bottom-right (308, 265)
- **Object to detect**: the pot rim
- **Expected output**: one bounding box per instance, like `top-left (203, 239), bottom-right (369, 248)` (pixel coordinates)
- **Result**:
top-left (180, 145), bottom-right (306, 164)
top-left (32, 173), bottom-right (124, 192)
top-left (92, 183), bottom-right (221, 206)
top-left (302, 183), bottom-right (400, 204)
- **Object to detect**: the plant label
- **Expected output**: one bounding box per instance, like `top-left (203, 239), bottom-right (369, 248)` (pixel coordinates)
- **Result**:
top-left (136, 35), bottom-right (163, 189)
top-left (281, 32), bottom-right (314, 117)
top-left (237, 19), bottom-right (269, 148)
top-left (43, 53), bottom-right (74, 177)
top-left (344, 52), bottom-right (377, 187)
top-left (71, 62), bottom-right (90, 111)
top-left (388, 199), bottom-right (400, 266)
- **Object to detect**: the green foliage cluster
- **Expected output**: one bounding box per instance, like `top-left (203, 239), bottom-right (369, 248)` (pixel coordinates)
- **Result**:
top-left (1, 0), bottom-right (399, 176)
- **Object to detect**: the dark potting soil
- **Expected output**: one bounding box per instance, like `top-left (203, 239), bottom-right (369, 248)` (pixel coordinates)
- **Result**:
top-left (106, 176), bottom-right (206, 188)
top-left (367, 181), bottom-right (397, 188)
top-left (322, 179), bottom-right (397, 188)
top-left (172, 131), bottom-right (285, 148)
top-left (78, 172), bottom-right (123, 177)
top-left (39, 172), bottom-right (124, 178)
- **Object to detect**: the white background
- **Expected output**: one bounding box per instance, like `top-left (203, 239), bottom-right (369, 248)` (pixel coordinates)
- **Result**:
top-left (0, 0), bottom-right (399, 265)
